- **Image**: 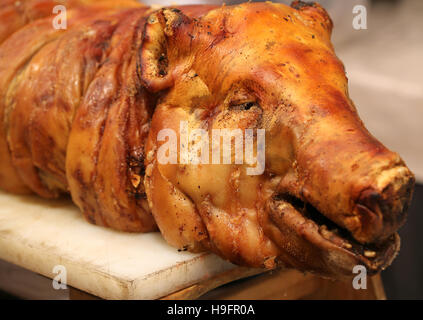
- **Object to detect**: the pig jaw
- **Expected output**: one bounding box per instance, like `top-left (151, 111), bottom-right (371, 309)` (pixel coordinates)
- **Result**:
top-left (265, 166), bottom-right (412, 277)
top-left (266, 195), bottom-right (402, 277)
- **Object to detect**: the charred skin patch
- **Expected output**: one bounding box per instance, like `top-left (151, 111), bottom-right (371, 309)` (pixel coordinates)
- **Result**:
top-left (291, 1), bottom-right (318, 10)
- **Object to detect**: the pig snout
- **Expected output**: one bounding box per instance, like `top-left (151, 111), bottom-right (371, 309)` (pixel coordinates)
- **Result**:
top-left (287, 116), bottom-right (415, 245)
top-left (354, 165), bottom-right (415, 244)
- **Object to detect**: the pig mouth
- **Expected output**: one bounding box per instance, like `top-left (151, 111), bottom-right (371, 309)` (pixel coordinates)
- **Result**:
top-left (267, 192), bottom-right (400, 275)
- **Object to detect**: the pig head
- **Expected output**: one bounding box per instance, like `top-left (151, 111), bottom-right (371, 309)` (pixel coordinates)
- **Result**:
top-left (140, 2), bottom-right (414, 277)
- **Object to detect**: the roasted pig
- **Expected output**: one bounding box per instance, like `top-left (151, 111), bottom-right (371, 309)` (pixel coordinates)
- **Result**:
top-left (0, 0), bottom-right (414, 278)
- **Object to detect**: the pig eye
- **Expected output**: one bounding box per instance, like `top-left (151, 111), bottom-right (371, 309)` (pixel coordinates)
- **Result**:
top-left (229, 101), bottom-right (261, 111)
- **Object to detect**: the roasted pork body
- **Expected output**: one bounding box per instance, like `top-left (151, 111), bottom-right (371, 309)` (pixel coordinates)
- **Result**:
top-left (0, 0), bottom-right (414, 278)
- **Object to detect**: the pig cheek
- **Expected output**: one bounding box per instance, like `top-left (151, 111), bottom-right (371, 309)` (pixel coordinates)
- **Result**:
top-left (198, 192), bottom-right (279, 266)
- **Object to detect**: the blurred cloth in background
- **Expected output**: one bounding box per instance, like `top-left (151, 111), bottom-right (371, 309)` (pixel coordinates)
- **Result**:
top-left (141, 0), bottom-right (423, 299)
top-left (331, 2), bottom-right (423, 299)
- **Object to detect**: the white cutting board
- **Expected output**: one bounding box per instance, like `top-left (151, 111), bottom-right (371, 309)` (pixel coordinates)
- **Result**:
top-left (0, 190), bottom-right (238, 299)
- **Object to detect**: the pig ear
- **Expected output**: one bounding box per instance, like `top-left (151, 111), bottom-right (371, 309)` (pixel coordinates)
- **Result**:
top-left (139, 8), bottom-right (191, 93)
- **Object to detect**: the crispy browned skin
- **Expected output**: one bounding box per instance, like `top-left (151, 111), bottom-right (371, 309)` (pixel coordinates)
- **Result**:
top-left (0, 1), bottom-right (415, 278)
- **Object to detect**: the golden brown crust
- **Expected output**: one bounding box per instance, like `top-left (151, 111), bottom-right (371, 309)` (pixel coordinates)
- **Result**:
top-left (0, 0), bottom-right (144, 194)
top-left (65, 8), bottom-right (157, 232)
